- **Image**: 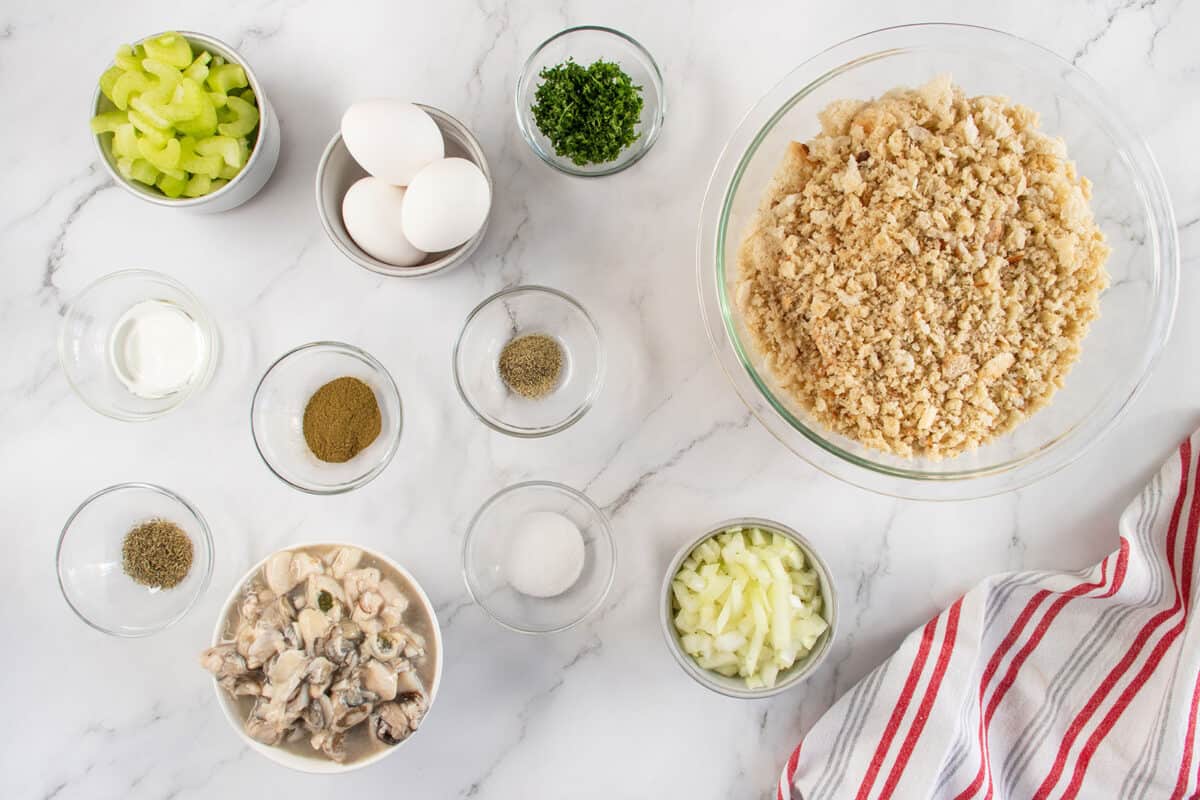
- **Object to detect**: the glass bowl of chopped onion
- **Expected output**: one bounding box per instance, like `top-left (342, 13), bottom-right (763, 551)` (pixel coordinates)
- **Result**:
top-left (515, 26), bottom-right (665, 176)
top-left (661, 518), bottom-right (837, 698)
top-left (697, 23), bottom-right (1179, 500)
top-left (56, 482), bottom-right (214, 637)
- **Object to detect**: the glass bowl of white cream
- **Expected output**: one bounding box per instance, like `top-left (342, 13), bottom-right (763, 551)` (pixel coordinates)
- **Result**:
top-left (59, 269), bottom-right (218, 421)
top-left (462, 481), bottom-right (616, 634)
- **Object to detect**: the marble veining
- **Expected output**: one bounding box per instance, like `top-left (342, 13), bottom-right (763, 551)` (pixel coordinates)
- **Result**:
top-left (1, 0), bottom-right (1197, 798)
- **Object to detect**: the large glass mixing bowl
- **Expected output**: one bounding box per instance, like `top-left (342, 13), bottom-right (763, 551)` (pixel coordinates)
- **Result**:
top-left (697, 24), bottom-right (1178, 500)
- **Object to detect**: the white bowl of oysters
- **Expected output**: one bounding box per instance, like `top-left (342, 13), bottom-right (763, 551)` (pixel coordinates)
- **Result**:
top-left (200, 543), bottom-right (443, 772)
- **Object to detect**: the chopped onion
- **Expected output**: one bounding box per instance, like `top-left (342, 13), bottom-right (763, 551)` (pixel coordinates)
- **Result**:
top-left (671, 527), bottom-right (829, 689)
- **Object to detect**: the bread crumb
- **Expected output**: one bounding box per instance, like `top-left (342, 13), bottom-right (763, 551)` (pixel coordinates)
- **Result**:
top-left (735, 76), bottom-right (1109, 459)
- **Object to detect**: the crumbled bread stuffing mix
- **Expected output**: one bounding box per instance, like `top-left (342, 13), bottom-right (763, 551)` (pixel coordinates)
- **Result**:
top-left (736, 75), bottom-right (1109, 459)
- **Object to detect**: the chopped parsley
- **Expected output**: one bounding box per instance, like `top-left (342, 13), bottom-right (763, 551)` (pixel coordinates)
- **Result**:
top-left (530, 58), bottom-right (643, 166)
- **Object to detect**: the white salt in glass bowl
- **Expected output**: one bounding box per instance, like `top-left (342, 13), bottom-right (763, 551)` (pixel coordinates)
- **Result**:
top-left (697, 23), bottom-right (1178, 500)
top-left (209, 542), bottom-right (443, 773)
top-left (463, 482), bottom-right (616, 634)
top-left (250, 342), bottom-right (402, 494)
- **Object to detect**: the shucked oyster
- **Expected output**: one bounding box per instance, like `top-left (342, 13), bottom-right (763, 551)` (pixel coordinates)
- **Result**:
top-left (201, 546), bottom-right (433, 763)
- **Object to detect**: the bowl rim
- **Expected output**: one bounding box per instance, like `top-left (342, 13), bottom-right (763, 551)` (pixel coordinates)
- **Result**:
top-left (314, 104), bottom-right (492, 278)
top-left (249, 341), bottom-right (403, 495)
top-left (57, 268), bottom-right (220, 422)
top-left (659, 517), bottom-right (838, 699)
top-left (56, 481), bottom-right (215, 637)
top-left (514, 24), bottom-right (666, 177)
top-left (696, 22), bottom-right (1180, 500)
top-left (91, 30), bottom-right (271, 208)
top-left (451, 285), bottom-right (605, 438)
top-left (462, 480), bottom-right (617, 634)
top-left (208, 540), bottom-right (444, 774)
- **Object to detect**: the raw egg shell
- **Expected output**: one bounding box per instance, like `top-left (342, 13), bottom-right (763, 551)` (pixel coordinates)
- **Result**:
top-left (401, 158), bottom-right (491, 253)
top-left (341, 100), bottom-right (444, 186)
top-left (341, 177), bottom-right (427, 267)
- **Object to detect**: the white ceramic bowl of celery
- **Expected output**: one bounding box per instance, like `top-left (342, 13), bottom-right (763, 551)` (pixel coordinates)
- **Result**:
top-left (660, 518), bottom-right (837, 699)
top-left (90, 30), bottom-right (280, 213)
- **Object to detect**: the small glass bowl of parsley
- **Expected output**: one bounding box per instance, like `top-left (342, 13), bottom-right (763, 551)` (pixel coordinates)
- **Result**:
top-left (516, 26), bottom-right (665, 177)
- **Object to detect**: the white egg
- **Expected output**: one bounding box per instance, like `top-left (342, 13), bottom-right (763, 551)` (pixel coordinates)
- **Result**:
top-left (401, 158), bottom-right (491, 253)
top-left (341, 177), bottom-right (426, 267)
top-left (341, 100), bottom-right (444, 186)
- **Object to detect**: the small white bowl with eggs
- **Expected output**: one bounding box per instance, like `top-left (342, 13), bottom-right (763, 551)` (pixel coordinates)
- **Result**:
top-left (315, 101), bottom-right (492, 278)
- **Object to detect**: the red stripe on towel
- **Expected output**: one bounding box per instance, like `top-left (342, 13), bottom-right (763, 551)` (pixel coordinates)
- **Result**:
top-left (855, 615), bottom-right (939, 800)
top-left (1033, 440), bottom-right (1194, 800)
top-left (952, 544), bottom-right (1125, 800)
top-left (1067, 445), bottom-right (1200, 799)
top-left (879, 597), bottom-right (964, 799)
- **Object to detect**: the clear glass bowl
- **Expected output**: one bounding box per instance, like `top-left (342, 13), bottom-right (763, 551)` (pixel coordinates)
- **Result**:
top-left (697, 23), bottom-right (1179, 500)
top-left (463, 482), bottom-right (616, 634)
top-left (515, 25), bottom-right (665, 176)
top-left (59, 269), bottom-right (219, 421)
top-left (660, 518), bottom-right (837, 699)
top-left (453, 286), bottom-right (604, 437)
top-left (251, 342), bottom-right (402, 494)
top-left (57, 482), bottom-right (214, 637)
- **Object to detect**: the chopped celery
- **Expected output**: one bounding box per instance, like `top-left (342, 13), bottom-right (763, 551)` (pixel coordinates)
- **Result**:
top-left (112, 70), bottom-right (151, 110)
top-left (195, 135), bottom-right (247, 168)
top-left (89, 110), bottom-right (128, 135)
top-left (112, 124), bottom-right (139, 159)
top-left (183, 173), bottom-right (212, 197)
top-left (205, 63), bottom-right (247, 94)
top-left (129, 95), bottom-right (172, 129)
top-left (174, 89), bottom-right (218, 137)
top-left (143, 33), bottom-right (193, 69)
top-left (156, 171), bottom-right (188, 198)
top-left (99, 66), bottom-right (124, 103)
top-left (127, 110), bottom-right (170, 146)
top-left (114, 44), bottom-right (142, 72)
top-left (95, 36), bottom-right (256, 198)
top-left (183, 51), bottom-right (211, 83)
top-left (128, 158), bottom-right (160, 186)
top-left (178, 137), bottom-right (223, 179)
top-left (162, 77), bottom-right (206, 123)
top-left (141, 59), bottom-right (181, 104)
top-left (137, 136), bottom-right (182, 171)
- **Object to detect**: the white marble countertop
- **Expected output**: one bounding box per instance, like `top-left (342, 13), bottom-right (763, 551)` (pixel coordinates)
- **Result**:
top-left (2, 0), bottom-right (1196, 797)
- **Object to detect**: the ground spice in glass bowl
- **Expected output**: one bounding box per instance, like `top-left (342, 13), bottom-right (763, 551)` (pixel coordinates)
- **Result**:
top-left (499, 334), bottom-right (563, 399)
top-left (122, 518), bottom-right (194, 589)
top-left (302, 376), bottom-right (382, 463)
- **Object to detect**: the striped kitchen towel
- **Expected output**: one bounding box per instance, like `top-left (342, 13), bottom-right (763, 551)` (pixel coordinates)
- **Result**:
top-left (781, 432), bottom-right (1200, 800)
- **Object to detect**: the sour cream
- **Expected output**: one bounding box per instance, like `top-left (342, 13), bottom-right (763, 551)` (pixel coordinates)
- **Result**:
top-left (108, 299), bottom-right (206, 398)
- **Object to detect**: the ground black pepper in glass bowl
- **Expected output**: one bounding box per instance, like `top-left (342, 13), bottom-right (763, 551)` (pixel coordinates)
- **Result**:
top-left (453, 286), bottom-right (604, 437)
